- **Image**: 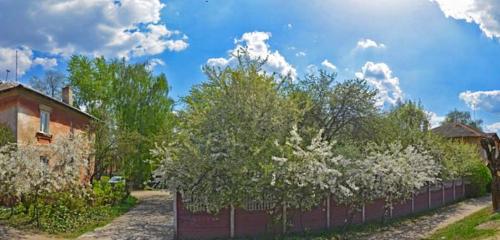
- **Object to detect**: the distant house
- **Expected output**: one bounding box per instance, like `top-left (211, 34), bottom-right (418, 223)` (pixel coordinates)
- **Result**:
top-left (0, 82), bottom-right (95, 181)
top-left (432, 122), bottom-right (499, 160)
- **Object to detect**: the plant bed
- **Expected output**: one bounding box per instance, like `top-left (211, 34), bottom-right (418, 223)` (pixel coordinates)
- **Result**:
top-left (0, 195), bottom-right (137, 239)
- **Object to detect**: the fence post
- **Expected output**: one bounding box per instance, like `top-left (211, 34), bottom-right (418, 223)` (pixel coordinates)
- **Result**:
top-left (428, 184), bottom-right (431, 209)
top-left (362, 203), bottom-right (365, 223)
top-left (462, 177), bottom-right (466, 198)
top-left (230, 204), bottom-right (235, 238)
top-left (282, 203), bottom-right (287, 234)
top-left (442, 183), bottom-right (445, 205)
top-left (326, 195), bottom-right (331, 228)
top-left (173, 189), bottom-right (178, 239)
top-left (453, 180), bottom-right (456, 201)
top-left (389, 203), bottom-right (393, 218)
top-left (411, 194), bottom-right (415, 213)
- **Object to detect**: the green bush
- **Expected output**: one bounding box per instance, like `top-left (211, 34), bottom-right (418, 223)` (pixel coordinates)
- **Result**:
top-left (465, 160), bottom-right (492, 197)
top-left (92, 176), bottom-right (128, 205)
top-left (0, 123), bottom-right (14, 147)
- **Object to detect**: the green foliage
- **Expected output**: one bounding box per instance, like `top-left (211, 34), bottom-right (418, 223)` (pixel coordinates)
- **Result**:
top-left (0, 123), bottom-right (14, 147)
top-left (68, 56), bottom-right (176, 187)
top-left (466, 160), bottom-right (492, 197)
top-left (444, 109), bottom-right (483, 130)
top-left (92, 176), bottom-right (128, 205)
top-left (0, 188), bottom-right (136, 235)
top-left (293, 70), bottom-right (379, 143)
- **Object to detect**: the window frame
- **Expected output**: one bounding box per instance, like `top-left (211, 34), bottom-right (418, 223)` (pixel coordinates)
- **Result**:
top-left (40, 110), bottom-right (50, 134)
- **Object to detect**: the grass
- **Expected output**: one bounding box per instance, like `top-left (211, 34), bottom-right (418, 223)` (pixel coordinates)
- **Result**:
top-left (426, 207), bottom-right (500, 240)
top-left (0, 196), bottom-right (137, 239)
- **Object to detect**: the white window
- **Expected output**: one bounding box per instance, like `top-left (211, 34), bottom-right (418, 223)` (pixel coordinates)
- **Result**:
top-left (40, 110), bottom-right (50, 133)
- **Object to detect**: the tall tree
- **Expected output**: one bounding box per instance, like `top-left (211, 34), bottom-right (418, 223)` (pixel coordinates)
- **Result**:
top-left (294, 70), bottom-right (379, 143)
top-left (29, 70), bottom-right (68, 99)
top-left (444, 109), bottom-right (483, 129)
top-left (67, 56), bottom-right (175, 187)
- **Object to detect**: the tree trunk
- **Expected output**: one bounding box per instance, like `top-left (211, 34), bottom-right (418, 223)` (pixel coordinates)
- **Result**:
top-left (481, 137), bottom-right (500, 212)
top-left (492, 174), bottom-right (500, 212)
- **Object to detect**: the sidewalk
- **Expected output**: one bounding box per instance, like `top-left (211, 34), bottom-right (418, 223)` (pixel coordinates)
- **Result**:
top-left (350, 196), bottom-right (491, 240)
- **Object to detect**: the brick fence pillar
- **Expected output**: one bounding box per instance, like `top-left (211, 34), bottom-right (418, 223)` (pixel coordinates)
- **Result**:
top-left (230, 205), bottom-right (235, 238)
top-left (326, 195), bottom-right (331, 228)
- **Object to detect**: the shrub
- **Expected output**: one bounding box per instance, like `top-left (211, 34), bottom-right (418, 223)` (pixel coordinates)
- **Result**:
top-left (0, 123), bottom-right (14, 147)
top-left (92, 176), bottom-right (128, 206)
top-left (465, 160), bottom-right (492, 197)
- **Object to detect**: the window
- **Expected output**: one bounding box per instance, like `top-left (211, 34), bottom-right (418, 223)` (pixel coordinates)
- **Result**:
top-left (40, 110), bottom-right (50, 134)
top-left (40, 156), bottom-right (49, 165)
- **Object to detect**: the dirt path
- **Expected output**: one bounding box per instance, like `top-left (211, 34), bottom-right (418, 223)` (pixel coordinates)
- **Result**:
top-left (0, 226), bottom-right (58, 240)
top-left (348, 195), bottom-right (491, 240)
top-left (78, 190), bottom-right (174, 240)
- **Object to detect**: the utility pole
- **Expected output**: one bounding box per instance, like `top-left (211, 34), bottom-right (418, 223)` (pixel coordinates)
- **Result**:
top-left (15, 50), bottom-right (18, 82)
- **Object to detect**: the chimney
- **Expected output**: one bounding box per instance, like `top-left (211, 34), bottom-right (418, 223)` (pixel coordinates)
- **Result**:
top-left (62, 86), bottom-right (73, 106)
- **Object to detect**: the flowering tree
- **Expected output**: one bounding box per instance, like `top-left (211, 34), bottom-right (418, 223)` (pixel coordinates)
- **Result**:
top-left (0, 133), bottom-right (91, 224)
top-left (369, 143), bottom-right (440, 220)
top-left (270, 127), bottom-right (344, 210)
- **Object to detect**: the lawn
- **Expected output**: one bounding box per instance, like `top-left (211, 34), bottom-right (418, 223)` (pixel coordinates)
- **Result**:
top-left (426, 207), bottom-right (500, 240)
top-left (0, 195), bottom-right (137, 239)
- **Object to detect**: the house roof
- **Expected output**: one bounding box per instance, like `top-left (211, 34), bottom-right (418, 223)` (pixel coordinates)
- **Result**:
top-left (0, 82), bottom-right (95, 120)
top-left (431, 122), bottom-right (486, 138)
top-left (486, 133), bottom-right (500, 141)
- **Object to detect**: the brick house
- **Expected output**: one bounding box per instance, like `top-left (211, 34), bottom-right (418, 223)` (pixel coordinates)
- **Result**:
top-left (432, 122), bottom-right (500, 160)
top-left (0, 82), bottom-right (95, 181)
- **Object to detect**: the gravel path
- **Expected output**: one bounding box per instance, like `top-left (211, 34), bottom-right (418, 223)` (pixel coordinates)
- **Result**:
top-left (78, 190), bottom-right (174, 240)
top-left (349, 195), bottom-right (491, 240)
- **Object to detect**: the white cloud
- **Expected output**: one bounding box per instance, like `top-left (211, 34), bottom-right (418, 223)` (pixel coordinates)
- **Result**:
top-left (321, 59), bottom-right (337, 71)
top-left (0, 0), bottom-right (188, 59)
top-left (431, 0), bottom-right (500, 38)
top-left (459, 90), bottom-right (500, 113)
top-left (426, 111), bottom-right (446, 128)
top-left (355, 62), bottom-right (403, 107)
top-left (356, 39), bottom-right (386, 50)
top-left (206, 31), bottom-right (297, 79)
top-left (146, 58), bottom-right (165, 70)
top-left (33, 57), bottom-right (58, 70)
top-left (295, 51), bottom-right (306, 57)
top-left (0, 47), bottom-right (58, 78)
top-left (485, 122), bottom-right (500, 134)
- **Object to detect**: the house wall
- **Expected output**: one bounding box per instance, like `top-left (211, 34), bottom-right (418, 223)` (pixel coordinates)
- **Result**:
top-left (0, 92), bottom-right (18, 141)
top-left (16, 89), bottom-right (90, 145)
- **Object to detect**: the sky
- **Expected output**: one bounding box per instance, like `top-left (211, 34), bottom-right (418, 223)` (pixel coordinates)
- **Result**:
top-left (0, 0), bottom-right (499, 133)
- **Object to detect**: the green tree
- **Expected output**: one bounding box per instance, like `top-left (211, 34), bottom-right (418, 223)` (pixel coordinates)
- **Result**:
top-left (155, 56), bottom-right (298, 212)
top-left (293, 70), bottom-right (379, 143)
top-left (444, 109), bottom-right (483, 129)
top-left (67, 56), bottom-right (175, 187)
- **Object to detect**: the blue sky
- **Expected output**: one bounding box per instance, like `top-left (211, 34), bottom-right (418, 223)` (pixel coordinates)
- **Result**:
top-left (0, 0), bottom-right (499, 133)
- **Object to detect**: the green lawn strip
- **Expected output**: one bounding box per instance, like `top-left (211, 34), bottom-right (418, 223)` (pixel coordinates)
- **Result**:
top-left (0, 196), bottom-right (137, 239)
top-left (426, 207), bottom-right (500, 240)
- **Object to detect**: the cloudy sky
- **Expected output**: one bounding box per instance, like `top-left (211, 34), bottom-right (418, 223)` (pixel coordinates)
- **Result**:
top-left (0, 0), bottom-right (499, 133)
